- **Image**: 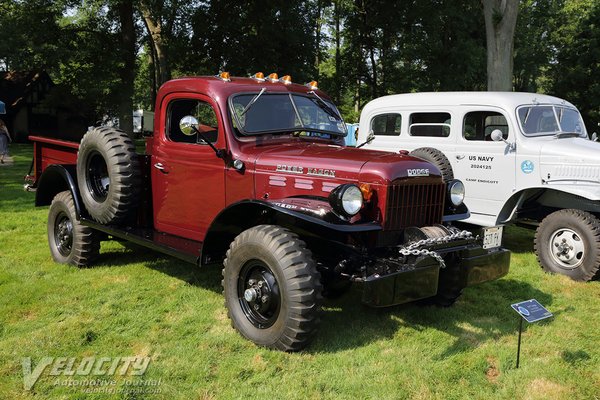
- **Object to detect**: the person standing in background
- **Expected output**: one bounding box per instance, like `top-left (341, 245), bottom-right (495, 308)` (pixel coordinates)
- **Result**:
top-left (0, 119), bottom-right (12, 164)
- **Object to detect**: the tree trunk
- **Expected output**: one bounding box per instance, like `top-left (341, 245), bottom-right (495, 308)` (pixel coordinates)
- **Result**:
top-left (117, 0), bottom-right (135, 135)
top-left (359, 0), bottom-right (377, 98)
top-left (334, 0), bottom-right (341, 103)
top-left (315, 1), bottom-right (322, 79)
top-left (482, 0), bottom-right (519, 91)
top-left (148, 38), bottom-right (157, 111)
top-left (140, 2), bottom-right (171, 86)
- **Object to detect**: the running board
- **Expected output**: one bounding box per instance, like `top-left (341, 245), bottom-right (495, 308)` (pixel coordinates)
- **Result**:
top-left (81, 218), bottom-right (202, 265)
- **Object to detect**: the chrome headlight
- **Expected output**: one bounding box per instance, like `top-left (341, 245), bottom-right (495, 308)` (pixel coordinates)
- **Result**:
top-left (329, 184), bottom-right (364, 217)
top-left (448, 179), bottom-right (465, 206)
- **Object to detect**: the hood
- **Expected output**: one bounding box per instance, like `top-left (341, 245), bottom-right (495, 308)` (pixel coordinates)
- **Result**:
top-left (540, 137), bottom-right (600, 183)
top-left (253, 142), bottom-right (441, 184)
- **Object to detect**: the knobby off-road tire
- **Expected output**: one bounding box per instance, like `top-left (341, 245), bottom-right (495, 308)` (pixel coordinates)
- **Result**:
top-left (77, 126), bottom-right (140, 224)
top-left (222, 225), bottom-right (322, 351)
top-left (409, 147), bottom-right (454, 182)
top-left (48, 191), bottom-right (100, 266)
top-left (535, 209), bottom-right (600, 281)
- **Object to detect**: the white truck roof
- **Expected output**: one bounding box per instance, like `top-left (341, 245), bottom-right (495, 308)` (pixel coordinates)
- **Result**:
top-left (361, 92), bottom-right (578, 114)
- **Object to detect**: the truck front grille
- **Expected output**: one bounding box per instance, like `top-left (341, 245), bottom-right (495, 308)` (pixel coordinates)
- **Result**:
top-left (384, 178), bottom-right (446, 230)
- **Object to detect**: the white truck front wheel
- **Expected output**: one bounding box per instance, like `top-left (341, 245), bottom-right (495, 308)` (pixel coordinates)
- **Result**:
top-left (535, 209), bottom-right (600, 281)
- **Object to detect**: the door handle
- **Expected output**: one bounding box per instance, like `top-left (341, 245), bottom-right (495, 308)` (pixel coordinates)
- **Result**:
top-left (154, 162), bottom-right (168, 174)
top-left (456, 155), bottom-right (465, 160)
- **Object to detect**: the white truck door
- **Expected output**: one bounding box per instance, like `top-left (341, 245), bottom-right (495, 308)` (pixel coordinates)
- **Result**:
top-left (451, 109), bottom-right (516, 225)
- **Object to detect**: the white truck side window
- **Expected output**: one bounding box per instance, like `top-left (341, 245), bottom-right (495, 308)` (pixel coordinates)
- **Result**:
top-left (463, 111), bottom-right (509, 141)
top-left (371, 113), bottom-right (402, 136)
top-left (409, 112), bottom-right (451, 137)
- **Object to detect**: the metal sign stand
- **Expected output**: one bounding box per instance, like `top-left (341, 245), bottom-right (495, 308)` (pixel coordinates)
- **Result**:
top-left (516, 317), bottom-right (523, 368)
top-left (511, 299), bottom-right (553, 369)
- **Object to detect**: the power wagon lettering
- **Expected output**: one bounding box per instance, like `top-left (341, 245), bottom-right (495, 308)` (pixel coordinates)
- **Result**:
top-left (276, 165), bottom-right (304, 174)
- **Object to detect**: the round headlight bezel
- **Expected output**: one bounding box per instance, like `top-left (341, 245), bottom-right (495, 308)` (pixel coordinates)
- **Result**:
top-left (329, 184), bottom-right (364, 217)
top-left (448, 179), bottom-right (465, 207)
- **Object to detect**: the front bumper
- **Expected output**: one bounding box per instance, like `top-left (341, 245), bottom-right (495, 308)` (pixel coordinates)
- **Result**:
top-left (362, 242), bottom-right (510, 307)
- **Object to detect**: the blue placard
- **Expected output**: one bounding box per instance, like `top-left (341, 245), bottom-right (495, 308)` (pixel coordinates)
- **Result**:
top-left (511, 299), bottom-right (552, 323)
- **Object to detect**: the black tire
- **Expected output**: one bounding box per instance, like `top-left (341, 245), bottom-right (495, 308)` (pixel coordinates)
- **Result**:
top-left (534, 209), bottom-right (600, 281)
top-left (77, 126), bottom-right (140, 224)
top-left (48, 191), bottom-right (100, 266)
top-left (222, 225), bottom-right (322, 351)
top-left (409, 147), bottom-right (454, 182)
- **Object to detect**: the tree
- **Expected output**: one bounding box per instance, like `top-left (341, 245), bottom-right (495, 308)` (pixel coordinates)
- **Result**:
top-left (482, 0), bottom-right (520, 91)
top-left (550, 0), bottom-right (600, 132)
top-left (116, 0), bottom-right (136, 134)
top-left (513, 0), bottom-right (559, 92)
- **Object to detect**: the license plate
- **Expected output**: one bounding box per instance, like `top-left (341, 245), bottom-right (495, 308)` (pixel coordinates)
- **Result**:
top-left (482, 226), bottom-right (503, 249)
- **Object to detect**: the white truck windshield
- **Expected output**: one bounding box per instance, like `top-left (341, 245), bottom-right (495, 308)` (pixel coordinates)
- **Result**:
top-left (517, 105), bottom-right (586, 137)
top-left (230, 92), bottom-right (346, 136)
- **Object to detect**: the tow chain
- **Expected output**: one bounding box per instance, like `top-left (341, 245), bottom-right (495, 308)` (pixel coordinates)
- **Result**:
top-left (397, 230), bottom-right (474, 269)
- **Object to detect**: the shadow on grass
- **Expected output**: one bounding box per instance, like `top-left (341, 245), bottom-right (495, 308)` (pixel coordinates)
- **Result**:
top-left (307, 277), bottom-right (553, 355)
top-left (92, 243), bottom-right (553, 355)
top-left (95, 243), bottom-right (223, 293)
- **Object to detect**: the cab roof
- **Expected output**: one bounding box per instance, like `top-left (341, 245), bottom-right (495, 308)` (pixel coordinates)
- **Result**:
top-left (158, 75), bottom-right (330, 102)
top-left (361, 91), bottom-right (577, 115)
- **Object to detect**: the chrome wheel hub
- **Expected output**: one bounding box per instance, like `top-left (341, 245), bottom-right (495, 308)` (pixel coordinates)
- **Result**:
top-left (549, 228), bottom-right (585, 269)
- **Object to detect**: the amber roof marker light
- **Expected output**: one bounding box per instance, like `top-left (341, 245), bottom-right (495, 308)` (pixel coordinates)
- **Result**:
top-left (267, 73), bottom-right (279, 83)
top-left (252, 72), bottom-right (266, 82)
top-left (217, 71), bottom-right (231, 82)
top-left (280, 75), bottom-right (292, 85)
top-left (306, 80), bottom-right (318, 90)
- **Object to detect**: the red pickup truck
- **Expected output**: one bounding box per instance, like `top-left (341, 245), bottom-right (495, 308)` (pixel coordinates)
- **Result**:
top-left (26, 72), bottom-right (510, 351)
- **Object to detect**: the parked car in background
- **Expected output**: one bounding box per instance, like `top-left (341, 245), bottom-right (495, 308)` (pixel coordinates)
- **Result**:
top-left (344, 123), bottom-right (359, 146)
top-left (357, 91), bottom-right (600, 281)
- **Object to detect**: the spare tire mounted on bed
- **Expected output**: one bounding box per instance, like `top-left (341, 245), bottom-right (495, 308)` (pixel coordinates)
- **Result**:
top-left (76, 126), bottom-right (141, 224)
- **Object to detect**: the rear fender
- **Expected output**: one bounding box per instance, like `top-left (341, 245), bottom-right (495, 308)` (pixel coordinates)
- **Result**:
top-left (35, 164), bottom-right (83, 219)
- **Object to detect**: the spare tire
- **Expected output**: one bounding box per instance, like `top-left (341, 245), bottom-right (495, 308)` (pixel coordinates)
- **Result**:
top-left (77, 126), bottom-right (140, 224)
top-left (409, 147), bottom-right (454, 182)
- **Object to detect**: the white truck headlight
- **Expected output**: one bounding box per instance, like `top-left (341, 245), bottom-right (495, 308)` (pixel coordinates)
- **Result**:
top-left (448, 180), bottom-right (465, 206)
top-left (329, 184), bottom-right (364, 217)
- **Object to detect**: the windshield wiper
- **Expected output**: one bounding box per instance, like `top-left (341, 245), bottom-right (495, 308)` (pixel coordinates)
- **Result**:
top-left (240, 87), bottom-right (266, 116)
top-left (554, 131), bottom-right (580, 138)
top-left (308, 91), bottom-right (341, 120)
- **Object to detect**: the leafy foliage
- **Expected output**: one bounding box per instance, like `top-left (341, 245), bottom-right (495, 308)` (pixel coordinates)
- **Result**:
top-left (0, 0), bottom-right (598, 130)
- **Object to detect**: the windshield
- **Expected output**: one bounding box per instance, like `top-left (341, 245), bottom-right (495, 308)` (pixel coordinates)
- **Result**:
top-left (230, 92), bottom-right (347, 137)
top-left (517, 105), bottom-right (587, 137)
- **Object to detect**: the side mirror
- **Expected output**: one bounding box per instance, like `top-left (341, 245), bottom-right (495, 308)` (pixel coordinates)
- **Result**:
top-left (490, 129), bottom-right (504, 142)
top-left (180, 115), bottom-right (199, 136)
top-left (490, 128), bottom-right (516, 151)
top-left (367, 130), bottom-right (375, 143)
top-left (356, 130), bottom-right (375, 149)
top-left (592, 132), bottom-right (598, 142)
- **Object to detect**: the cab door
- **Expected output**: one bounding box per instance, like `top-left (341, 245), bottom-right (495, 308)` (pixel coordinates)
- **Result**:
top-left (151, 93), bottom-right (226, 241)
top-left (452, 108), bottom-right (516, 223)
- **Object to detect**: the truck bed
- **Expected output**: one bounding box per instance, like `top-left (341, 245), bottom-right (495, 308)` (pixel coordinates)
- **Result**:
top-left (29, 135), bottom-right (79, 185)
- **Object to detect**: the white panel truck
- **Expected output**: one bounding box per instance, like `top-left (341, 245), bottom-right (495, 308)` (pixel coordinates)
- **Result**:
top-left (358, 92), bottom-right (600, 281)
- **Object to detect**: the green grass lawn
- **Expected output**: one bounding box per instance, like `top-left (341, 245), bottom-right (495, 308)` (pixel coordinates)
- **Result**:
top-left (1, 144), bottom-right (599, 399)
